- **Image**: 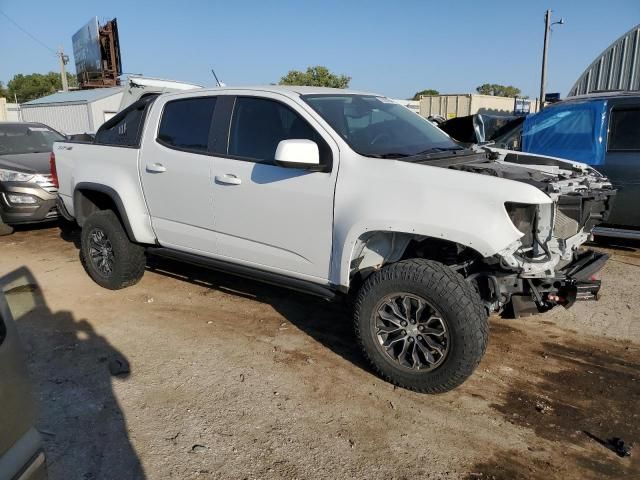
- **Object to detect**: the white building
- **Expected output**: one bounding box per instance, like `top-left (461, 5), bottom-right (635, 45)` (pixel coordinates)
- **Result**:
top-left (0, 98), bottom-right (21, 122)
top-left (20, 87), bottom-right (124, 135)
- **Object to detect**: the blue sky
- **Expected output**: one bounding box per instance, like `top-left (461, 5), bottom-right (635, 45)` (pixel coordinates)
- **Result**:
top-left (1, 0), bottom-right (638, 99)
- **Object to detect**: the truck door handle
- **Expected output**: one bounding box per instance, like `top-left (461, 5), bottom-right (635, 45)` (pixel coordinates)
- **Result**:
top-left (215, 174), bottom-right (242, 185)
top-left (146, 163), bottom-right (167, 173)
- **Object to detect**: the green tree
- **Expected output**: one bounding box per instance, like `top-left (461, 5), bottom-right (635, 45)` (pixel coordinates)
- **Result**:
top-left (0, 81), bottom-right (8, 98)
top-left (279, 66), bottom-right (350, 88)
top-left (476, 83), bottom-right (521, 97)
top-left (7, 72), bottom-right (78, 103)
top-left (412, 89), bottom-right (439, 100)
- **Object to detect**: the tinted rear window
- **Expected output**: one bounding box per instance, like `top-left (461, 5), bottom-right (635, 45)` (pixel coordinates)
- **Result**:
top-left (94, 95), bottom-right (157, 147)
top-left (157, 97), bottom-right (217, 153)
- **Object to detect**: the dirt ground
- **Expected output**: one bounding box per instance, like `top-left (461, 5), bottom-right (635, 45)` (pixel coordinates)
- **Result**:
top-left (1, 224), bottom-right (638, 480)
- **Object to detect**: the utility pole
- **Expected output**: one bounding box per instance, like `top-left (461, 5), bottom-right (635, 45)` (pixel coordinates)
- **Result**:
top-left (539, 10), bottom-right (552, 111)
top-left (539, 10), bottom-right (564, 111)
top-left (57, 47), bottom-right (70, 91)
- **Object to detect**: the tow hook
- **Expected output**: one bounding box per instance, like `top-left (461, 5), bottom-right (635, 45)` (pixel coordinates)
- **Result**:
top-left (548, 279), bottom-right (602, 308)
top-left (546, 293), bottom-right (567, 305)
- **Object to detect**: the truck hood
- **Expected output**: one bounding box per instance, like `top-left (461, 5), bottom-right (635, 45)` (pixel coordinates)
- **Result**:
top-left (442, 147), bottom-right (614, 199)
top-left (443, 147), bottom-right (616, 253)
top-left (0, 152), bottom-right (51, 175)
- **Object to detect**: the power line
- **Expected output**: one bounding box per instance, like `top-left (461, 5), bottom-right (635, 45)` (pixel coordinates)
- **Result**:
top-left (0, 8), bottom-right (57, 56)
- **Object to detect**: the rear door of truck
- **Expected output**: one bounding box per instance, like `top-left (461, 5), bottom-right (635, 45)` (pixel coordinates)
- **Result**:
top-left (138, 91), bottom-right (219, 254)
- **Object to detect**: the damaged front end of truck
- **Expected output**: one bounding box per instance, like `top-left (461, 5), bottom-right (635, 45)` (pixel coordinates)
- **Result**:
top-left (452, 149), bottom-right (616, 317)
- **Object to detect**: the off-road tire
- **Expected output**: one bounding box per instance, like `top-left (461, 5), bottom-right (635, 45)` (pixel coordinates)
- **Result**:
top-left (0, 220), bottom-right (13, 236)
top-left (80, 210), bottom-right (146, 289)
top-left (354, 258), bottom-right (488, 394)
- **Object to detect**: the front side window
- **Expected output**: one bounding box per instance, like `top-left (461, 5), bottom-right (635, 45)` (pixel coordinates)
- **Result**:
top-left (0, 124), bottom-right (64, 155)
top-left (609, 107), bottom-right (640, 151)
top-left (228, 97), bottom-right (329, 164)
top-left (302, 94), bottom-right (461, 158)
top-left (157, 97), bottom-right (217, 153)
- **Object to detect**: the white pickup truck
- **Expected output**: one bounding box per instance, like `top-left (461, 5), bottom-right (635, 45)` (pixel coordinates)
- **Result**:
top-left (52, 86), bottom-right (615, 393)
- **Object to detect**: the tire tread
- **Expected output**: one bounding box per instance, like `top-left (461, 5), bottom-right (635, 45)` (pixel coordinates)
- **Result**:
top-left (354, 258), bottom-right (488, 394)
top-left (81, 210), bottom-right (146, 289)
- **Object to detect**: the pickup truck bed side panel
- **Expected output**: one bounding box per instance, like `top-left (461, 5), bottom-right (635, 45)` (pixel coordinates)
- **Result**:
top-left (331, 155), bottom-right (553, 287)
top-left (55, 144), bottom-right (157, 244)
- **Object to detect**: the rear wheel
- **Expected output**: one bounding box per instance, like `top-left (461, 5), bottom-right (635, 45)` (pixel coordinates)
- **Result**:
top-left (354, 259), bottom-right (488, 393)
top-left (80, 210), bottom-right (146, 289)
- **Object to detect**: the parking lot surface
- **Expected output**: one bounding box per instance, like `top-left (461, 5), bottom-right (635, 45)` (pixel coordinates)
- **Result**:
top-left (1, 225), bottom-right (638, 480)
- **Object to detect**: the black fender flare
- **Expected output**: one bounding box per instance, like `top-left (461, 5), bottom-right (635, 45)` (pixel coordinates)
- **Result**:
top-left (73, 182), bottom-right (136, 240)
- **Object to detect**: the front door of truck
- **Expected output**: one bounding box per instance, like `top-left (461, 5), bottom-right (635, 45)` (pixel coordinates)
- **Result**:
top-left (210, 95), bottom-right (338, 280)
top-left (600, 101), bottom-right (640, 227)
top-left (139, 95), bottom-right (219, 254)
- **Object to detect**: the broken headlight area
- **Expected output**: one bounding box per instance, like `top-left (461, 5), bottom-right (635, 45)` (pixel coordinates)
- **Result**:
top-left (505, 202), bottom-right (537, 248)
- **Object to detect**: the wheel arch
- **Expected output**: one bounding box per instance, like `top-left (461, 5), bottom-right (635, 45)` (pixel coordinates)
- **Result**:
top-left (74, 183), bottom-right (135, 240)
top-left (340, 230), bottom-right (485, 294)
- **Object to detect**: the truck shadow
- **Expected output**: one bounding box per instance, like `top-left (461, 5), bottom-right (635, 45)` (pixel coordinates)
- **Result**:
top-left (0, 267), bottom-right (145, 480)
top-left (56, 223), bottom-right (373, 374)
top-left (146, 255), bottom-right (374, 373)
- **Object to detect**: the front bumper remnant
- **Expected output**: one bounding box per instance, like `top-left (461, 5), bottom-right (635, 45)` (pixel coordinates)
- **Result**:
top-left (556, 250), bottom-right (608, 305)
top-left (511, 250), bottom-right (608, 317)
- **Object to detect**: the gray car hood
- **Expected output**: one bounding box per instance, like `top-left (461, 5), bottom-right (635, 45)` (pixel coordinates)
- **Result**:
top-left (0, 152), bottom-right (51, 174)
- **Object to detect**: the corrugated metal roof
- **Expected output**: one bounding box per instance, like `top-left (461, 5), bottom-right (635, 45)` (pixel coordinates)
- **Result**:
top-left (23, 87), bottom-right (124, 106)
top-left (569, 25), bottom-right (640, 97)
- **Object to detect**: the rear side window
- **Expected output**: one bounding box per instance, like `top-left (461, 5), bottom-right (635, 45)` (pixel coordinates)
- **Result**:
top-left (609, 107), bottom-right (640, 151)
top-left (95, 95), bottom-right (157, 147)
top-left (157, 97), bottom-right (217, 153)
top-left (228, 97), bottom-right (330, 166)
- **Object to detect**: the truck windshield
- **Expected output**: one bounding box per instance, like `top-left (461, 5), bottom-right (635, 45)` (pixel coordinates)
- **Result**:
top-left (302, 94), bottom-right (462, 158)
top-left (0, 124), bottom-right (65, 155)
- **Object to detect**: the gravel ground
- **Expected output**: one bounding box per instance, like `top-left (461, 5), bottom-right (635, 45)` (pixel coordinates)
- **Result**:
top-left (1, 225), bottom-right (638, 480)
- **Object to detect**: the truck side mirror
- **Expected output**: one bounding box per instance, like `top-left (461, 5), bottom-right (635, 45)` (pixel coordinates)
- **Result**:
top-left (274, 139), bottom-right (320, 169)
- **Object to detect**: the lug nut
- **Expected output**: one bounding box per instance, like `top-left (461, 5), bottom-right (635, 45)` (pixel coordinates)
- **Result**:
top-left (408, 337), bottom-right (414, 343)
top-left (401, 330), bottom-right (407, 335)
top-left (418, 325), bottom-right (424, 331)
top-left (417, 335), bottom-right (423, 340)
top-left (401, 321), bottom-right (407, 327)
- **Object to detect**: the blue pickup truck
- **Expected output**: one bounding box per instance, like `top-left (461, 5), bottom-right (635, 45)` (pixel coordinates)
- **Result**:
top-left (481, 92), bottom-right (640, 239)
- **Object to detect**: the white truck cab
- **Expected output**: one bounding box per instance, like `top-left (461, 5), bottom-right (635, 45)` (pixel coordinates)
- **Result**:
top-left (52, 86), bottom-right (615, 393)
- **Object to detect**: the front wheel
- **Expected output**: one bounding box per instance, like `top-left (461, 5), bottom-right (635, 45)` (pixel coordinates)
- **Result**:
top-left (80, 210), bottom-right (146, 289)
top-left (354, 259), bottom-right (488, 393)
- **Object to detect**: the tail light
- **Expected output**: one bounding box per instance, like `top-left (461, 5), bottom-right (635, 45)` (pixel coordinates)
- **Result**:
top-left (50, 152), bottom-right (59, 189)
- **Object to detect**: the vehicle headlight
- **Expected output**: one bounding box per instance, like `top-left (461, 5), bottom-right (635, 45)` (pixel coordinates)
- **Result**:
top-left (7, 193), bottom-right (37, 204)
top-left (505, 202), bottom-right (537, 247)
top-left (0, 168), bottom-right (34, 182)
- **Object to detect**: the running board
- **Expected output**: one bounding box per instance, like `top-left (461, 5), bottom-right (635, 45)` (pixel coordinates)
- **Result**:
top-left (593, 226), bottom-right (640, 240)
top-left (146, 247), bottom-right (337, 300)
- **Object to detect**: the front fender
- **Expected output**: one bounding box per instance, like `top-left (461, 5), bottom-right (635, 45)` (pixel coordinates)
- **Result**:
top-left (330, 155), bottom-right (552, 287)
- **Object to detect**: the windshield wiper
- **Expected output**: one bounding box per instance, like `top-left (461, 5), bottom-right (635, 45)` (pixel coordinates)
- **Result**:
top-left (368, 153), bottom-right (411, 159)
top-left (414, 147), bottom-right (465, 155)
